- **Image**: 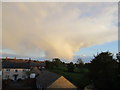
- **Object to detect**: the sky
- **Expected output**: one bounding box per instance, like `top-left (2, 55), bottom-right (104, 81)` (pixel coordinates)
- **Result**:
top-left (1, 2), bottom-right (118, 62)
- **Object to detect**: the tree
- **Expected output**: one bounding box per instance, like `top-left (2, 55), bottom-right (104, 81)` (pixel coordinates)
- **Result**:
top-left (67, 62), bottom-right (75, 72)
top-left (90, 52), bottom-right (118, 90)
top-left (52, 58), bottom-right (62, 68)
top-left (77, 58), bottom-right (84, 64)
top-left (76, 58), bottom-right (84, 68)
top-left (45, 60), bottom-right (54, 69)
top-left (75, 58), bottom-right (85, 73)
top-left (116, 52), bottom-right (120, 61)
top-left (116, 52), bottom-right (120, 73)
top-left (116, 52), bottom-right (120, 89)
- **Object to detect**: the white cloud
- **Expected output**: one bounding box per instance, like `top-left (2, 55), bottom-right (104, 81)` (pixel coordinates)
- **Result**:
top-left (2, 2), bottom-right (118, 61)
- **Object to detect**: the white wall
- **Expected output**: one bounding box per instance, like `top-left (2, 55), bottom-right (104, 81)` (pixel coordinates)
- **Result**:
top-left (2, 68), bottom-right (30, 80)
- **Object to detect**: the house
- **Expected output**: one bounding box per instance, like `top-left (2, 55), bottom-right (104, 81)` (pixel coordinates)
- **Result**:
top-left (36, 70), bottom-right (77, 89)
top-left (2, 60), bottom-right (30, 80)
top-left (2, 58), bottom-right (46, 81)
top-left (30, 61), bottom-right (45, 70)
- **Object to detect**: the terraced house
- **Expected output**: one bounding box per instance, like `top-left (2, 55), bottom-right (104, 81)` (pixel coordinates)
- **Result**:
top-left (2, 58), bottom-right (45, 81)
top-left (2, 60), bottom-right (30, 80)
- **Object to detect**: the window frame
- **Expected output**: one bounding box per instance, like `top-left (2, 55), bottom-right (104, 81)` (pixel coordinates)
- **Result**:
top-left (6, 69), bottom-right (10, 72)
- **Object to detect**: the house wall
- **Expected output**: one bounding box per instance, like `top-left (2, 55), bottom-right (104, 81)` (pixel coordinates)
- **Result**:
top-left (2, 68), bottom-right (30, 80)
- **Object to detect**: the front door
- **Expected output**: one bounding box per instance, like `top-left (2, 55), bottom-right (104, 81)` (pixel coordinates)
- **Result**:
top-left (13, 74), bottom-right (18, 81)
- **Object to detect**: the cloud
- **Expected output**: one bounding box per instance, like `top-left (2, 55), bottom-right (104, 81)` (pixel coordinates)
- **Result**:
top-left (2, 2), bottom-right (118, 60)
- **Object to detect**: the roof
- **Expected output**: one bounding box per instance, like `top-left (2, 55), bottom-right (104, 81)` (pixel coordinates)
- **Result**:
top-left (2, 60), bottom-right (30, 69)
top-left (2, 60), bottom-right (45, 69)
top-left (36, 70), bottom-right (77, 88)
top-left (48, 76), bottom-right (77, 88)
top-left (36, 70), bottom-right (61, 88)
top-left (30, 62), bottom-right (45, 67)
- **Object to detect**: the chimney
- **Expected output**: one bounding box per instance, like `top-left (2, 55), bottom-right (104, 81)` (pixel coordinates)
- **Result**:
top-left (14, 57), bottom-right (16, 60)
top-left (6, 57), bottom-right (8, 60)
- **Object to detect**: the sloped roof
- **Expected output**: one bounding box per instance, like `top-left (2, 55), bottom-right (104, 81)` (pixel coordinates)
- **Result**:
top-left (2, 60), bottom-right (30, 69)
top-left (48, 76), bottom-right (77, 88)
top-left (30, 62), bottom-right (45, 67)
top-left (36, 70), bottom-right (77, 88)
top-left (2, 59), bottom-right (46, 69)
top-left (36, 70), bottom-right (61, 88)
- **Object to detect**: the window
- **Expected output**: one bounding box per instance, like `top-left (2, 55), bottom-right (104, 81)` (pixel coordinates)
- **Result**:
top-left (15, 70), bottom-right (18, 72)
top-left (6, 69), bottom-right (10, 72)
top-left (22, 75), bottom-right (26, 78)
top-left (23, 70), bottom-right (26, 72)
top-left (5, 75), bottom-right (9, 79)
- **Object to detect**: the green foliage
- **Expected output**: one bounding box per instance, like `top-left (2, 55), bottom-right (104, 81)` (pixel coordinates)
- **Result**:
top-left (45, 58), bottom-right (66, 70)
top-left (116, 52), bottom-right (120, 61)
top-left (76, 58), bottom-right (84, 64)
top-left (90, 52), bottom-right (118, 90)
top-left (67, 62), bottom-right (75, 72)
top-left (45, 60), bottom-right (53, 69)
top-left (45, 52), bottom-right (120, 89)
top-left (116, 52), bottom-right (120, 89)
top-left (52, 58), bottom-right (63, 68)
top-left (75, 58), bottom-right (85, 73)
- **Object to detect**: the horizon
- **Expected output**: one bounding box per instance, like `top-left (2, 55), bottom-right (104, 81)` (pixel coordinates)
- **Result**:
top-left (1, 50), bottom-right (118, 63)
